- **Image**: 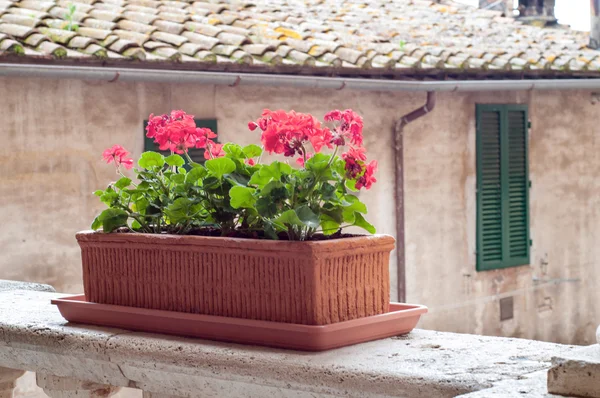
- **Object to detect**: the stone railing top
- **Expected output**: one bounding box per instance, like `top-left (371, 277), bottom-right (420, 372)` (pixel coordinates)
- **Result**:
top-left (0, 289), bottom-right (582, 398)
top-left (0, 280), bottom-right (55, 293)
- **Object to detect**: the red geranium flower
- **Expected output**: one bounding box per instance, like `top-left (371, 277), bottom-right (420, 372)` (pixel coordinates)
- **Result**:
top-left (356, 160), bottom-right (377, 190)
top-left (204, 142), bottom-right (225, 160)
top-left (249, 109), bottom-right (332, 157)
top-left (146, 110), bottom-right (216, 155)
top-left (326, 109), bottom-right (364, 148)
top-left (102, 145), bottom-right (133, 170)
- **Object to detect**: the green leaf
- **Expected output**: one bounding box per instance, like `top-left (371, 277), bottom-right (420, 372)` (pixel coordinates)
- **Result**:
top-left (137, 181), bottom-right (151, 191)
top-left (342, 208), bottom-right (356, 223)
top-left (205, 157), bottom-right (236, 179)
top-left (242, 144), bottom-right (262, 158)
top-left (170, 174), bottom-right (185, 184)
top-left (138, 152), bottom-right (165, 169)
top-left (223, 143), bottom-right (244, 159)
top-left (305, 153), bottom-right (330, 172)
top-left (345, 179), bottom-right (358, 192)
top-left (185, 166), bottom-right (207, 184)
top-left (133, 197), bottom-right (149, 214)
top-left (352, 212), bottom-right (376, 234)
top-left (115, 177), bottom-right (131, 189)
top-left (320, 182), bottom-right (337, 201)
top-left (100, 191), bottom-right (118, 206)
top-left (295, 205), bottom-right (320, 228)
top-left (91, 216), bottom-right (102, 230)
top-left (320, 214), bottom-right (340, 236)
top-left (229, 186), bottom-right (256, 209)
top-left (164, 198), bottom-right (195, 224)
top-left (276, 209), bottom-right (304, 227)
top-left (256, 197), bottom-right (278, 218)
top-left (248, 161), bottom-right (292, 187)
top-left (264, 221), bottom-right (279, 240)
top-left (98, 208), bottom-right (128, 232)
top-left (226, 172), bottom-right (250, 187)
top-left (165, 154), bottom-right (185, 167)
top-left (131, 220), bottom-right (142, 230)
top-left (323, 206), bottom-right (344, 224)
top-left (343, 195), bottom-right (367, 213)
top-left (93, 190), bottom-right (103, 196)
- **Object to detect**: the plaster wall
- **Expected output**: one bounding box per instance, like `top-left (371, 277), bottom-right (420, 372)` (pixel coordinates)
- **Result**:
top-left (0, 76), bottom-right (597, 344)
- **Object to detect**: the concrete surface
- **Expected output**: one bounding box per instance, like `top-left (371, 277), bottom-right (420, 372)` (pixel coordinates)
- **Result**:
top-left (1, 77), bottom-right (599, 346)
top-left (0, 289), bottom-right (584, 398)
top-left (548, 345), bottom-right (600, 397)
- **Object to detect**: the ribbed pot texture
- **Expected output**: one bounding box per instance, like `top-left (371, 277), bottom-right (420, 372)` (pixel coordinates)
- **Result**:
top-left (76, 231), bottom-right (395, 325)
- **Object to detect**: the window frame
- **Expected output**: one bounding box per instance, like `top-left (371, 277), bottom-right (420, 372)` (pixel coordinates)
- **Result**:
top-left (475, 104), bottom-right (530, 272)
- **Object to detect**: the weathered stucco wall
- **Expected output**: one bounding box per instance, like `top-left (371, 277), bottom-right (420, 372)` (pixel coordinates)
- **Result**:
top-left (0, 76), bottom-right (597, 344)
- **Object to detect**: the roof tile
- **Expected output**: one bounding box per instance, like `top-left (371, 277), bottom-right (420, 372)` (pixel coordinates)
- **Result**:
top-left (152, 19), bottom-right (184, 34)
top-left (113, 28), bottom-right (149, 45)
top-left (77, 26), bottom-right (113, 40)
top-left (184, 21), bottom-right (221, 37)
top-left (82, 18), bottom-right (117, 30)
top-left (1, 13), bottom-right (40, 27)
top-left (121, 11), bottom-right (157, 24)
top-left (23, 32), bottom-right (47, 46)
top-left (1, 0), bottom-right (599, 77)
top-left (0, 23), bottom-right (34, 38)
top-left (151, 30), bottom-right (186, 46)
top-left (181, 30), bottom-right (219, 49)
top-left (116, 19), bottom-right (156, 33)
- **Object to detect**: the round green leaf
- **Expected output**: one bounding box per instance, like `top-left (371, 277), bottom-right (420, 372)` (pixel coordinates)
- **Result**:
top-left (276, 209), bottom-right (304, 227)
top-left (296, 205), bottom-right (319, 229)
top-left (242, 144), bottom-right (262, 158)
top-left (98, 208), bottom-right (128, 232)
top-left (138, 152), bottom-right (165, 169)
top-left (115, 177), bottom-right (131, 189)
top-left (205, 157), bottom-right (236, 179)
top-left (165, 154), bottom-right (185, 167)
top-left (229, 186), bottom-right (256, 209)
top-left (320, 214), bottom-right (340, 235)
top-left (352, 212), bottom-right (376, 234)
top-left (185, 166), bottom-right (207, 184)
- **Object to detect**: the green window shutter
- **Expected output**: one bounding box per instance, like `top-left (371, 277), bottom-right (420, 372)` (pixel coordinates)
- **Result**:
top-left (143, 119), bottom-right (218, 164)
top-left (506, 107), bottom-right (529, 265)
top-left (476, 105), bottom-right (529, 271)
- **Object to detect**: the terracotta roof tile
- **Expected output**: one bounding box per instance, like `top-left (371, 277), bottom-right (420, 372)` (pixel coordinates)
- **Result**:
top-left (1, 0), bottom-right (599, 78)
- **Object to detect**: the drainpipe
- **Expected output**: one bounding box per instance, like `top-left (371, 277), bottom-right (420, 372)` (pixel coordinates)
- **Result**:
top-left (394, 92), bottom-right (436, 303)
top-left (591, 0), bottom-right (600, 49)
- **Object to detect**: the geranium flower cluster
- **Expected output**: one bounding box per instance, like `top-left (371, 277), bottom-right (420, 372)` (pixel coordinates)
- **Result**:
top-left (102, 145), bottom-right (133, 170)
top-left (249, 109), bottom-right (377, 190)
top-left (146, 110), bottom-right (220, 158)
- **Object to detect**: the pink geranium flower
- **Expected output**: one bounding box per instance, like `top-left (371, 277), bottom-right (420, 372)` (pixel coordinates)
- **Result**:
top-left (102, 145), bottom-right (133, 169)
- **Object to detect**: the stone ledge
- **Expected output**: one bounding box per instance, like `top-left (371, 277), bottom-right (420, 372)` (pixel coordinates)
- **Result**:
top-left (0, 280), bottom-right (55, 293)
top-left (548, 345), bottom-right (600, 397)
top-left (0, 290), bottom-right (582, 398)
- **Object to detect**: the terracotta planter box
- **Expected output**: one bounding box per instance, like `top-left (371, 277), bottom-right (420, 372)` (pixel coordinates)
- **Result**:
top-left (76, 231), bottom-right (395, 325)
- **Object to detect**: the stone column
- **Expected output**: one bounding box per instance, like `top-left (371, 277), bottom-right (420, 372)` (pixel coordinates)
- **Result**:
top-left (36, 374), bottom-right (119, 398)
top-left (0, 367), bottom-right (25, 398)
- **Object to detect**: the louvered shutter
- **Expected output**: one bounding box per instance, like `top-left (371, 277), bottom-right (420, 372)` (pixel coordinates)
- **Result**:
top-left (506, 108), bottom-right (529, 265)
top-left (143, 119), bottom-right (218, 166)
top-left (476, 105), bottom-right (529, 271)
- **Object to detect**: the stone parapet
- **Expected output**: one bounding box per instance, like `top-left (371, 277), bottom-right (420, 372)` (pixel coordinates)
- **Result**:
top-left (0, 289), bottom-right (584, 397)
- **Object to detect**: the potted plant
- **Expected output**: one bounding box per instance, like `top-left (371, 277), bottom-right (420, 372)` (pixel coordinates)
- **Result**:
top-left (78, 109), bottom-right (395, 325)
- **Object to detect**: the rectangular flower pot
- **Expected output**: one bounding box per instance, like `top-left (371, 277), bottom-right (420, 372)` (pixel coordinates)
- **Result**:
top-left (76, 231), bottom-right (395, 325)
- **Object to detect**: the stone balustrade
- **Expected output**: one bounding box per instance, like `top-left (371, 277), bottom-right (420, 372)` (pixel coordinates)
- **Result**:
top-left (0, 281), bottom-right (598, 398)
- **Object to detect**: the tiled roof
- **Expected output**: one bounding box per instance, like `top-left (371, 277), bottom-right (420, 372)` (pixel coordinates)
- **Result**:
top-left (0, 0), bottom-right (599, 78)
